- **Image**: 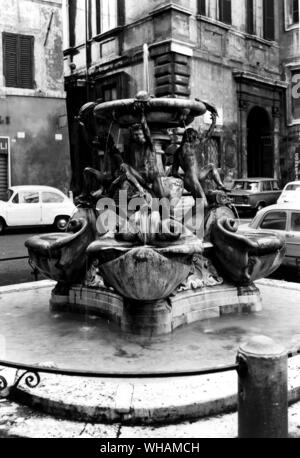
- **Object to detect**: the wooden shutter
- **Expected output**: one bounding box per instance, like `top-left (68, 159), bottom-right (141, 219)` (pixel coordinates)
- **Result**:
top-left (219, 0), bottom-right (232, 25)
top-left (246, 0), bottom-right (254, 34)
top-left (18, 35), bottom-right (34, 89)
top-left (3, 33), bottom-right (18, 87)
top-left (263, 0), bottom-right (275, 40)
top-left (198, 0), bottom-right (206, 15)
top-left (3, 32), bottom-right (34, 89)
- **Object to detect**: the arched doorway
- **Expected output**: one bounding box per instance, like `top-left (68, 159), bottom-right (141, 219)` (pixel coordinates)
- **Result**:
top-left (247, 107), bottom-right (273, 177)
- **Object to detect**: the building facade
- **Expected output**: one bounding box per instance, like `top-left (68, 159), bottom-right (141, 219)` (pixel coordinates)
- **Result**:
top-left (64, 0), bottom-right (292, 189)
top-left (280, 0), bottom-right (300, 183)
top-left (0, 0), bottom-right (71, 199)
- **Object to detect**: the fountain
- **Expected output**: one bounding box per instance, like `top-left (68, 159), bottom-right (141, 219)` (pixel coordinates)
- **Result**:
top-left (25, 60), bottom-right (285, 336)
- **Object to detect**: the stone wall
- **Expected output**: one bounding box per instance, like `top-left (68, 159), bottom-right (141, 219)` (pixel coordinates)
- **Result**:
top-left (0, 0), bottom-right (71, 192)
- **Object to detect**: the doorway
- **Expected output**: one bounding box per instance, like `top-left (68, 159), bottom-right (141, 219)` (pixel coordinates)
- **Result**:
top-left (247, 107), bottom-right (273, 177)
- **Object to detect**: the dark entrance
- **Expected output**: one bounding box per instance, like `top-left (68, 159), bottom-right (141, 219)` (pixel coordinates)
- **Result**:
top-left (247, 107), bottom-right (273, 177)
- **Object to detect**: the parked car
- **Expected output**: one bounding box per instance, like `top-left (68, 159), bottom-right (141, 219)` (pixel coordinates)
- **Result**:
top-left (227, 178), bottom-right (282, 214)
top-left (277, 181), bottom-right (300, 204)
top-left (0, 185), bottom-right (76, 234)
top-left (238, 203), bottom-right (300, 271)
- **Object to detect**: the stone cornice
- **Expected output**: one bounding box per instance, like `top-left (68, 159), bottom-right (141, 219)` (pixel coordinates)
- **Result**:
top-left (233, 71), bottom-right (288, 89)
top-left (149, 2), bottom-right (192, 17)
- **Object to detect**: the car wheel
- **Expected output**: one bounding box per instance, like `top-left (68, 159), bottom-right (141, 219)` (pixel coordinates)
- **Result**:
top-left (0, 218), bottom-right (5, 235)
top-left (54, 216), bottom-right (69, 232)
top-left (256, 203), bottom-right (265, 213)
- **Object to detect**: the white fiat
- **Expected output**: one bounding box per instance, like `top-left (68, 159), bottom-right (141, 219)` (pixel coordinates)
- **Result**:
top-left (0, 185), bottom-right (76, 234)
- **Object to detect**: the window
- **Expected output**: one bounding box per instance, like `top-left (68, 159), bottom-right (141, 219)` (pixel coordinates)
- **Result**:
top-left (2, 33), bottom-right (34, 89)
top-left (2, 189), bottom-right (13, 203)
top-left (260, 211), bottom-right (287, 231)
top-left (96, 0), bottom-right (121, 34)
top-left (13, 192), bottom-right (39, 204)
top-left (219, 0), bottom-right (231, 25)
top-left (286, 184), bottom-right (300, 191)
top-left (263, 0), bottom-right (275, 40)
top-left (103, 85), bottom-right (118, 102)
top-left (262, 181), bottom-right (272, 191)
top-left (198, 0), bottom-right (206, 15)
top-left (286, 0), bottom-right (299, 27)
top-left (42, 192), bottom-right (64, 203)
top-left (291, 213), bottom-right (300, 232)
top-left (246, 0), bottom-right (254, 34)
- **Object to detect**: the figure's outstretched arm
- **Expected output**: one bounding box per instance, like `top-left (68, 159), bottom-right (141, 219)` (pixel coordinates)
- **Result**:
top-left (195, 99), bottom-right (218, 144)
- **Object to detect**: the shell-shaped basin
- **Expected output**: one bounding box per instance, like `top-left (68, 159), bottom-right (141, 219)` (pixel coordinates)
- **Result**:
top-left (87, 231), bottom-right (202, 301)
top-left (211, 217), bottom-right (286, 285)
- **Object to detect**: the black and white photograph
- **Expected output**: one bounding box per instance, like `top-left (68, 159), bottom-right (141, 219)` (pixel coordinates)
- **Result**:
top-left (0, 0), bottom-right (300, 445)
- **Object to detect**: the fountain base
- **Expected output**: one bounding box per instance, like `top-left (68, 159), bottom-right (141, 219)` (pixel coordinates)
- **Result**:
top-left (50, 283), bottom-right (262, 336)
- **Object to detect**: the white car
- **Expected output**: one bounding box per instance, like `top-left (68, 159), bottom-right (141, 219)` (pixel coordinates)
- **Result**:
top-left (277, 181), bottom-right (300, 204)
top-left (238, 203), bottom-right (300, 271)
top-left (0, 185), bottom-right (76, 234)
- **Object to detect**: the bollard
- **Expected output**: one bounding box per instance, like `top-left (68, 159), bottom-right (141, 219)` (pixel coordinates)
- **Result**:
top-left (237, 335), bottom-right (288, 438)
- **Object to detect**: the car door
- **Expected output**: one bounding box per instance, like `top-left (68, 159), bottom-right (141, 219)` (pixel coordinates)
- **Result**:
top-left (6, 190), bottom-right (42, 226)
top-left (41, 191), bottom-right (65, 224)
top-left (285, 211), bottom-right (300, 263)
top-left (262, 181), bottom-right (274, 206)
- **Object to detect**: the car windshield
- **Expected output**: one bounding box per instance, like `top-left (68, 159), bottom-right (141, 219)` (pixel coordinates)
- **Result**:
top-left (285, 184), bottom-right (300, 191)
top-left (1, 189), bottom-right (13, 202)
top-left (233, 181), bottom-right (259, 192)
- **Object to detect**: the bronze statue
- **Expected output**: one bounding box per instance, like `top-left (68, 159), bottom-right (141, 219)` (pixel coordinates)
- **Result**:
top-left (122, 113), bottom-right (166, 199)
top-left (171, 127), bottom-right (226, 208)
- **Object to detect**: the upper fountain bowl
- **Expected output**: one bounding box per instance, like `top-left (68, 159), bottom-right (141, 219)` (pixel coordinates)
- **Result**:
top-left (94, 93), bottom-right (207, 128)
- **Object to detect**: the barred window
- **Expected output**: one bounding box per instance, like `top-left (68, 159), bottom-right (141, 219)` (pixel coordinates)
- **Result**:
top-left (2, 32), bottom-right (34, 89)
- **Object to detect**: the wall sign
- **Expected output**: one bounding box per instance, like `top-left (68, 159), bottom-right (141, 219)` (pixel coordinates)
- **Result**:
top-left (0, 137), bottom-right (9, 155)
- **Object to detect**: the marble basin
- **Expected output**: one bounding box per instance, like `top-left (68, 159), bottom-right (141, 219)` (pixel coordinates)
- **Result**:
top-left (94, 97), bottom-right (207, 128)
top-left (25, 209), bottom-right (97, 284)
top-left (211, 217), bottom-right (286, 285)
top-left (87, 231), bottom-right (202, 301)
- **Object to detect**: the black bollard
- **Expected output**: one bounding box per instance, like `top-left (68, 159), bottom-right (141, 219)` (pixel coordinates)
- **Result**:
top-left (237, 335), bottom-right (288, 438)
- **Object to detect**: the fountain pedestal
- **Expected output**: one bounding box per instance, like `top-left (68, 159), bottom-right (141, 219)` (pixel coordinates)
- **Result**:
top-left (50, 282), bottom-right (262, 336)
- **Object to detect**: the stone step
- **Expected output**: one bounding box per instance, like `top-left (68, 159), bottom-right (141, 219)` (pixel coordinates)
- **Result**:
top-left (3, 353), bottom-right (300, 426)
top-left (2, 398), bottom-right (300, 438)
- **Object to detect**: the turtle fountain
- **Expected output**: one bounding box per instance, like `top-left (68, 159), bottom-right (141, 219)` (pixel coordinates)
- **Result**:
top-left (25, 90), bottom-right (286, 336)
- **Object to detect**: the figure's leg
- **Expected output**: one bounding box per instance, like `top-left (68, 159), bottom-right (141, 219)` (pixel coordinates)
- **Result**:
top-left (184, 172), bottom-right (208, 208)
top-left (198, 164), bottom-right (226, 190)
